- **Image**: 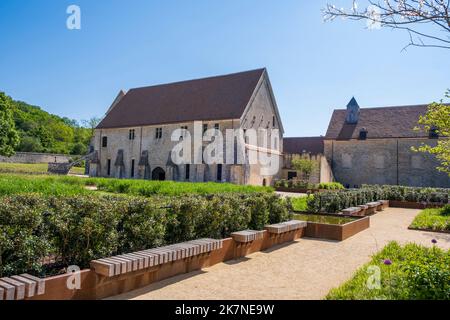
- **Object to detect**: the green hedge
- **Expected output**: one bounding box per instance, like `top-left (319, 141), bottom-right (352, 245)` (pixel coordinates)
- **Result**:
top-left (0, 193), bottom-right (292, 277)
top-left (308, 185), bottom-right (450, 213)
top-left (274, 180), bottom-right (344, 190)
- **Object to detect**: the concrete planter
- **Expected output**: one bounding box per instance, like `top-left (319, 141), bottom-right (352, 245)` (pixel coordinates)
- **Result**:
top-left (389, 201), bottom-right (444, 209)
top-left (304, 216), bottom-right (370, 241)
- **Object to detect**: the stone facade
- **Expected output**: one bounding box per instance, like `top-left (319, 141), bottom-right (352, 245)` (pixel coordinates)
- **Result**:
top-left (90, 74), bottom-right (283, 186)
top-left (324, 137), bottom-right (450, 188)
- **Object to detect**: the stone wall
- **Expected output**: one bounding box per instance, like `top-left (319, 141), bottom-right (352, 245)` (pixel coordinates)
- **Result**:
top-left (324, 138), bottom-right (450, 188)
top-left (281, 153), bottom-right (333, 184)
top-left (91, 76), bottom-right (283, 186)
top-left (0, 152), bottom-right (72, 164)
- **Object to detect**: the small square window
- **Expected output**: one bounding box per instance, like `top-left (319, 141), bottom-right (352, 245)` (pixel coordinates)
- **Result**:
top-left (129, 129), bottom-right (136, 140)
top-left (214, 123), bottom-right (220, 130)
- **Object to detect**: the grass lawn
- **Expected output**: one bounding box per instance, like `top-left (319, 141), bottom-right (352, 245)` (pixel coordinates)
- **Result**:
top-left (89, 178), bottom-right (273, 196)
top-left (293, 213), bottom-right (355, 225)
top-left (0, 172), bottom-right (273, 197)
top-left (410, 207), bottom-right (450, 233)
top-left (326, 241), bottom-right (450, 300)
top-left (0, 162), bottom-right (85, 175)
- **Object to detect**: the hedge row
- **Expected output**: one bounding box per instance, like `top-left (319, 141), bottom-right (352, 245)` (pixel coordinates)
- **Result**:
top-left (274, 180), bottom-right (344, 190)
top-left (0, 193), bottom-right (292, 277)
top-left (307, 185), bottom-right (450, 213)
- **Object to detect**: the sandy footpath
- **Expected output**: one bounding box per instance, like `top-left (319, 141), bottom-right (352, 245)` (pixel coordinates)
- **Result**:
top-left (108, 208), bottom-right (450, 300)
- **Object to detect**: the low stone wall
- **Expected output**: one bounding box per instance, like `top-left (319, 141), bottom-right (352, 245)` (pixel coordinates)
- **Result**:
top-left (0, 152), bottom-right (73, 164)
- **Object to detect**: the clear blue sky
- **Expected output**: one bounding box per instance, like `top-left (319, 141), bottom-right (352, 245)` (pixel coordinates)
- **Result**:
top-left (0, 0), bottom-right (448, 137)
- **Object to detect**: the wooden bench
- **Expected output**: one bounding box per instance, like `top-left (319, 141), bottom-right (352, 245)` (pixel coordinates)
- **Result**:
top-left (90, 238), bottom-right (223, 277)
top-left (379, 200), bottom-right (389, 209)
top-left (0, 274), bottom-right (45, 300)
top-left (265, 220), bottom-right (307, 234)
top-left (366, 201), bottom-right (382, 214)
top-left (231, 230), bottom-right (265, 243)
top-left (342, 207), bottom-right (362, 216)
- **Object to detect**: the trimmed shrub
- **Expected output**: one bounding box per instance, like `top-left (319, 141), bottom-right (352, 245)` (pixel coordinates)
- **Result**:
top-left (0, 192), bottom-right (289, 277)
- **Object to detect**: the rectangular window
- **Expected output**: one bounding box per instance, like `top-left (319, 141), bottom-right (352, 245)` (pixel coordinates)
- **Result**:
top-left (102, 136), bottom-right (108, 148)
top-left (155, 128), bottom-right (162, 139)
top-left (131, 159), bottom-right (135, 178)
top-left (203, 124), bottom-right (208, 134)
top-left (273, 116), bottom-right (275, 128)
top-left (107, 159), bottom-right (111, 176)
top-left (129, 129), bottom-right (136, 140)
top-left (217, 164), bottom-right (223, 181)
top-left (214, 123), bottom-right (220, 130)
top-left (185, 164), bottom-right (190, 180)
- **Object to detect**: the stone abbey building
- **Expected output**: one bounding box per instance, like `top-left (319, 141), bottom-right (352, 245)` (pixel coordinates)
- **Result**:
top-left (90, 68), bottom-right (450, 188)
top-left (90, 69), bottom-right (284, 186)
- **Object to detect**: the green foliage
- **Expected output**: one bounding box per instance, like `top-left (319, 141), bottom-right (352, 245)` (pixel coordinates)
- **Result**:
top-left (318, 182), bottom-right (345, 190)
top-left (410, 207), bottom-right (450, 232)
top-left (309, 184), bottom-right (450, 213)
top-left (413, 91), bottom-right (450, 176)
top-left (327, 242), bottom-right (450, 300)
top-left (274, 180), bottom-right (344, 190)
top-left (291, 156), bottom-right (315, 177)
top-left (0, 92), bottom-right (20, 156)
top-left (92, 178), bottom-right (273, 196)
top-left (291, 196), bottom-right (312, 212)
top-left (8, 93), bottom-right (92, 155)
top-left (0, 192), bottom-right (290, 277)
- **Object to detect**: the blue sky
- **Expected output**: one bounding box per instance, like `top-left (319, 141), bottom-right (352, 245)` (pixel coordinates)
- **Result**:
top-left (0, 0), bottom-right (448, 137)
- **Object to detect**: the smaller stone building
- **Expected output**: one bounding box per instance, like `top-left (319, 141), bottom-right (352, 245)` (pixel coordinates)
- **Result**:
top-left (323, 98), bottom-right (450, 188)
top-left (281, 137), bottom-right (333, 184)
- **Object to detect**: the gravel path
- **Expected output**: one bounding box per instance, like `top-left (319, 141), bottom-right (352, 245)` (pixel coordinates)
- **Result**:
top-left (108, 208), bottom-right (450, 300)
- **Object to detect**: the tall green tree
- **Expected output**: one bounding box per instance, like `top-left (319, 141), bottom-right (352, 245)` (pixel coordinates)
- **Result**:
top-left (414, 91), bottom-right (450, 175)
top-left (0, 92), bottom-right (20, 156)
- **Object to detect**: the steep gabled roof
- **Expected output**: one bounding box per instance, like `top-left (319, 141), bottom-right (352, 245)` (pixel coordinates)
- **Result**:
top-left (97, 69), bottom-right (266, 129)
top-left (325, 104), bottom-right (430, 140)
top-left (283, 137), bottom-right (324, 155)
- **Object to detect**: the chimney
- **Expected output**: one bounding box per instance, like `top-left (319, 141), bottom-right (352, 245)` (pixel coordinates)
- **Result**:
top-left (345, 97), bottom-right (360, 124)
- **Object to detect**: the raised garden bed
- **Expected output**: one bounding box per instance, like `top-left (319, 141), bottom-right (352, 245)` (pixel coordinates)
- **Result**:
top-left (275, 187), bottom-right (326, 194)
top-left (294, 213), bottom-right (370, 241)
top-left (389, 200), bottom-right (445, 209)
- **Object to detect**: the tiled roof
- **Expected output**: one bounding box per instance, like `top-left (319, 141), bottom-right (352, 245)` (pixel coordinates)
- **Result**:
top-left (97, 69), bottom-right (266, 129)
top-left (325, 104), bottom-right (430, 140)
top-left (283, 137), bottom-right (324, 155)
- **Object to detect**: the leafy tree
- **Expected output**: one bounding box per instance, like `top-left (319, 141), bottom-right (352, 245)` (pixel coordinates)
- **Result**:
top-left (413, 91), bottom-right (450, 175)
top-left (0, 92), bottom-right (20, 156)
top-left (291, 156), bottom-right (316, 180)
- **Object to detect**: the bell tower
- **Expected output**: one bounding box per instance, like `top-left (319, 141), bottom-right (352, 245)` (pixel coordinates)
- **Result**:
top-left (345, 97), bottom-right (360, 124)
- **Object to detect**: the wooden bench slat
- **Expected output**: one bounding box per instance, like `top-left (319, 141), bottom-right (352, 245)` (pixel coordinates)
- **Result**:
top-left (20, 274), bottom-right (45, 295)
top-left (0, 277), bottom-right (25, 300)
top-left (10, 275), bottom-right (36, 298)
top-left (0, 280), bottom-right (15, 300)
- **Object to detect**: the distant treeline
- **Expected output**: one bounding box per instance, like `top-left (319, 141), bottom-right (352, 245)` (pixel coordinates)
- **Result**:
top-left (10, 96), bottom-right (97, 155)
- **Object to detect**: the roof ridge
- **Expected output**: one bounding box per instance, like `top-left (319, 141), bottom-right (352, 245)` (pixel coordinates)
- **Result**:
top-left (128, 68), bottom-right (266, 92)
top-left (332, 104), bottom-right (429, 112)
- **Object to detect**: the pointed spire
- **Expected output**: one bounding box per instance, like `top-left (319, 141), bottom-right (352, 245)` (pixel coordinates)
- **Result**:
top-left (345, 97), bottom-right (360, 124)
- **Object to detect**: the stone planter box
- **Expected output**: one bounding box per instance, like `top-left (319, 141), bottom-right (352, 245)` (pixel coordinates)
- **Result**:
top-left (304, 216), bottom-right (370, 241)
top-left (389, 201), bottom-right (444, 209)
